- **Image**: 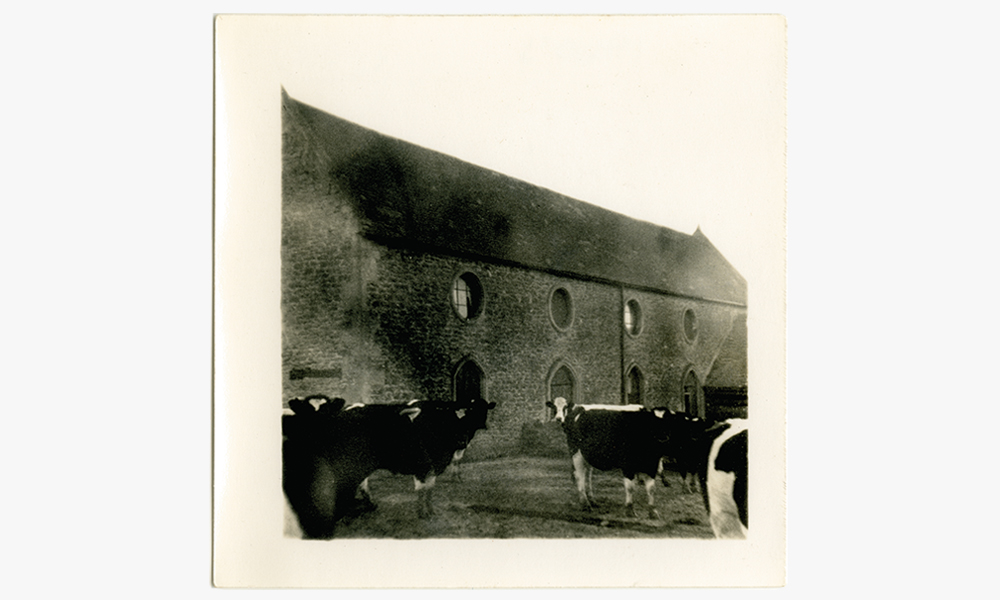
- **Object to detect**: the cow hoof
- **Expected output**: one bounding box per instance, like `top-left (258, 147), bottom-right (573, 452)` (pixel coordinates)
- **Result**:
top-left (648, 508), bottom-right (660, 520)
top-left (625, 505), bottom-right (637, 518)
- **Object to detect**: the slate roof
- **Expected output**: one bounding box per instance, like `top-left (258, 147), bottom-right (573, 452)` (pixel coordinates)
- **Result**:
top-left (283, 91), bottom-right (747, 306)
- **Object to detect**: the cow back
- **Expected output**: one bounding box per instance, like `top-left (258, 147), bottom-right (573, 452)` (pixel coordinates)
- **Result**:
top-left (565, 408), bottom-right (668, 477)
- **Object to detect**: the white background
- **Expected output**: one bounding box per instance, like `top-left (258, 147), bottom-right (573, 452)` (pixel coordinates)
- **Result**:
top-left (2, 1), bottom-right (998, 597)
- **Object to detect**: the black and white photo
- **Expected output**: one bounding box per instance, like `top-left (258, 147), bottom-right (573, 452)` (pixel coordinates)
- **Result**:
top-left (214, 14), bottom-right (786, 587)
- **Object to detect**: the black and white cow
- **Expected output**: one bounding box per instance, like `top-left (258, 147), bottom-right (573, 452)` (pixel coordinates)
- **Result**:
top-left (545, 397), bottom-right (672, 519)
top-left (701, 418), bottom-right (748, 539)
top-left (350, 398), bottom-right (497, 518)
top-left (282, 396), bottom-right (495, 539)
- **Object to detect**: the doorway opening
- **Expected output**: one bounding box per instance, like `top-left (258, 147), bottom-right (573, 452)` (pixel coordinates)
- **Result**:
top-left (454, 359), bottom-right (485, 403)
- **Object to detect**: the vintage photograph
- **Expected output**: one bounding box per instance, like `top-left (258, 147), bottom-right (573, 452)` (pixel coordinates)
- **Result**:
top-left (281, 89), bottom-right (749, 540)
top-left (215, 15), bottom-right (786, 587)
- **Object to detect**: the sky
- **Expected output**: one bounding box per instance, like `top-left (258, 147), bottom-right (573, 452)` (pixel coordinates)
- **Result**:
top-left (238, 16), bottom-right (786, 281)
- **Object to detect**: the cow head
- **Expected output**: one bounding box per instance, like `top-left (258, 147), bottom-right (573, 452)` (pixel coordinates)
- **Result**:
top-left (287, 395), bottom-right (346, 416)
top-left (459, 398), bottom-right (497, 431)
top-left (448, 398), bottom-right (497, 453)
top-left (315, 396), bottom-right (346, 415)
top-left (545, 397), bottom-right (572, 422)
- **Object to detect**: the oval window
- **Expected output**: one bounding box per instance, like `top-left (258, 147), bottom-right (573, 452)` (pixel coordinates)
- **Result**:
top-left (550, 287), bottom-right (573, 330)
top-left (683, 308), bottom-right (698, 342)
top-left (624, 299), bottom-right (642, 335)
top-left (452, 272), bottom-right (484, 320)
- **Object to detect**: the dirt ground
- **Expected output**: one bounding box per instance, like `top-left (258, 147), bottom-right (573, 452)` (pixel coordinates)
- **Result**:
top-left (293, 456), bottom-right (715, 539)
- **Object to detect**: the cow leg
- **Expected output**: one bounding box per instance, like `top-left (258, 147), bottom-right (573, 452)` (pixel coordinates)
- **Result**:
top-left (657, 458), bottom-right (672, 488)
top-left (587, 465), bottom-right (595, 504)
top-left (355, 477), bottom-right (377, 513)
top-left (451, 448), bottom-right (465, 481)
top-left (623, 476), bottom-right (637, 518)
top-left (641, 473), bottom-right (660, 519)
top-left (572, 450), bottom-right (594, 510)
top-left (414, 474), bottom-right (437, 518)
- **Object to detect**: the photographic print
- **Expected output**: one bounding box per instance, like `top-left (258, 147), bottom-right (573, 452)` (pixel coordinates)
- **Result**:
top-left (215, 15), bottom-right (786, 588)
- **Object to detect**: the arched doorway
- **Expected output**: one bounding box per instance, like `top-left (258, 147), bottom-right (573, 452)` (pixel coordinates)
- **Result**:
top-left (626, 365), bottom-right (644, 405)
top-left (454, 359), bottom-right (485, 403)
top-left (547, 363), bottom-right (576, 420)
top-left (683, 369), bottom-right (702, 417)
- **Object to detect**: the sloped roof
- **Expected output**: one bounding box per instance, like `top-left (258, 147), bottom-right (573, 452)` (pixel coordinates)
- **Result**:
top-left (704, 311), bottom-right (748, 390)
top-left (283, 91), bottom-right (747, 305)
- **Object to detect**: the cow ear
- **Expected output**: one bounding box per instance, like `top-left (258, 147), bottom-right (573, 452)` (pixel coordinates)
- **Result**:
top-left (654, 409), bottom-right (666, 418)
top-left (288, 399), bottom-right (312, 415)
top-left (455, 408), bottom-right (467, 419)
top-left (400, 407), bottom-right (421, 422)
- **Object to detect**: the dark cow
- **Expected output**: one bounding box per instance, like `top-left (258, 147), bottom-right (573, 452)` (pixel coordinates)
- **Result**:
top-left (701, 418), bottom-right (748, 539)
top-left (351, 398), bottom-right (497, 518)
top-left (282, 396), bottom-right (495, 539)
top-left (655, 410), bottom-right (711, 493)
top-left (546, 397), bottom-right (673, 519)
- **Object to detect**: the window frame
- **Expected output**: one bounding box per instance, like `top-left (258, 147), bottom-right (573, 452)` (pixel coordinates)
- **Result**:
top-left (624, 298), bottom-right (643, 337)
top-left (683, 307), bottom-right (699, 343)
top-left (625, 363), bottom-right (644, 406)
top-left (450, 271), bottom-right (484, 321)
top-left (545, 360), bottom-right (578, 421)
top-left (548, 286), bottom-right (574, 331)
top-left (682, 368), bottom-right (703, 417)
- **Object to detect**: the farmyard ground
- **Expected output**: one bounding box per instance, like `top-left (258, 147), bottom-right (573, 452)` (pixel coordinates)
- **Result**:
top-left (286, 456), bottom-right (716, 539)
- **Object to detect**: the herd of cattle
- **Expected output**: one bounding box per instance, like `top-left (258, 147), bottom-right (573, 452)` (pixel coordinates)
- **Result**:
top-left (282, 395), bottom-right (748, 539)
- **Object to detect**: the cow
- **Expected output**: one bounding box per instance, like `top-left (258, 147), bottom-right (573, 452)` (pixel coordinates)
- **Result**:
top-left (654, 410), bottom-right (711, 493)
top-left (545, 397), bottom-right (673, 519)
top-left (701, 418), bottom-right (748, 539)
top-left (350, 398), bottom-right (496, 518)
top-left (282, 396), bottom-right (496, 539)
top-left (650, 412), bottom-right (749, 539)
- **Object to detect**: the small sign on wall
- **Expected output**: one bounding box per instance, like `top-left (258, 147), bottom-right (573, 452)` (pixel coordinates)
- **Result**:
top-left (289, 367), bottom-right (342, 380)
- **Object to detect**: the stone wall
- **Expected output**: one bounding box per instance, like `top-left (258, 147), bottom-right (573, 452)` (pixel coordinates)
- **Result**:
top-left (281, 91), bottom-right (747, 459)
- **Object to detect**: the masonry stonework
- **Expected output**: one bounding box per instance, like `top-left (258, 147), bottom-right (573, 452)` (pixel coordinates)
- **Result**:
top-left (281, 91), bottom-right (748, 458)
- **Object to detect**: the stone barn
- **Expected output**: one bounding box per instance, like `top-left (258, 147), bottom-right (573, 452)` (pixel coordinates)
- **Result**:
top-left (281, 90), bottom-right (747, 458)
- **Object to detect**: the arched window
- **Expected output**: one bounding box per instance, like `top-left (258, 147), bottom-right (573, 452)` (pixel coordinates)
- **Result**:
top-left (626, 365), bottom-right (644, 405)
top-left (455, 359), bottom-right (485, 403)
top-left (683, 369), bottom-right (701, 417)
top-left (451, 272), bottom-right (484, 320)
